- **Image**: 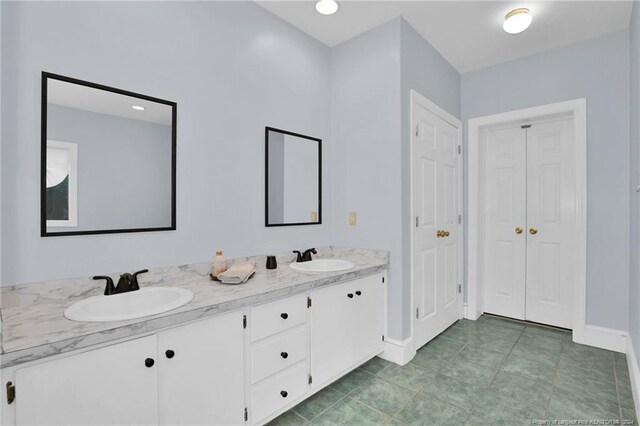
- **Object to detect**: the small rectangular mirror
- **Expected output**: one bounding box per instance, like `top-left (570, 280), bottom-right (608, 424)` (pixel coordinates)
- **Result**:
top-left (41, 72), bottom-right (177, 236)
top-left (265, 127), bottom-right (321, 227)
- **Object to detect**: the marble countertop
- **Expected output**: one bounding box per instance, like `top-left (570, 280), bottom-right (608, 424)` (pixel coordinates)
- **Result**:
top-left (0, 247), bottom-right (388, 368)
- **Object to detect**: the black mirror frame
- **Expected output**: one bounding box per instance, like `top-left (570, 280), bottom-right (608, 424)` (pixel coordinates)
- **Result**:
top-left (265, 126), bottom-right (322, 227)
top-left (40, 71), bottom-right (177, 237)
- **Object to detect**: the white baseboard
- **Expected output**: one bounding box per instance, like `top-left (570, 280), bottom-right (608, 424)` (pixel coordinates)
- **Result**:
top-left (463, 304), bottom-right (482, 320)
top-left (573, 325), bottom-right (627, 353)
top-left (379, 337), bottom-right (415, 366)
top-left (626, 335), bottom-right (640, 422)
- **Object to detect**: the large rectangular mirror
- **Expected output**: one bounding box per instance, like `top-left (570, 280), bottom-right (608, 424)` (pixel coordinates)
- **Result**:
top-left (41, 72), bottom-right (176, 236)
top-left (265, 127), bottom-right (321, 227)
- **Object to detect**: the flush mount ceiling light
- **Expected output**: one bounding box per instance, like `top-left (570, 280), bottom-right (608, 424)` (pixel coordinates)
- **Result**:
top-left (315, 0), bottom-right (339, 15)
top-left (131, 105), bottom-right (146, 111)
top-left (503, 8), bottom-right (532, 35)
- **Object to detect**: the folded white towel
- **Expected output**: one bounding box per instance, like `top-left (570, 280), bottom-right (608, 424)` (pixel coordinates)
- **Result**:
top-left (218, 262), bottom-right (256, 284)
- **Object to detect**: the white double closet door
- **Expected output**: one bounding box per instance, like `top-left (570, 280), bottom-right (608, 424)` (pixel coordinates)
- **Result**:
top-left (483, 118), bottom-right (575, 329)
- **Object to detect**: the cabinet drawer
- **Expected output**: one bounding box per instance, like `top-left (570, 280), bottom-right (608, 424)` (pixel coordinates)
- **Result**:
top-left (251, 293), bottom-right (307, 341)
top-left (251, 361), bottom-right (308, 424)
top-left (252, 325), bottom-right (307, 384)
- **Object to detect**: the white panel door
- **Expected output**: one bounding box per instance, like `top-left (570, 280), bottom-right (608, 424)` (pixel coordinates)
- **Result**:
top-left (158, 311), bottom-right (245, 426)
top-left (482, 126), bottom-right (527, 319)
top-left (15, 336), bottom-right (158, 426)
top-left (525, 119), bottom-right (575, 328)
top-left (413, 102), bottom-right (460, 349)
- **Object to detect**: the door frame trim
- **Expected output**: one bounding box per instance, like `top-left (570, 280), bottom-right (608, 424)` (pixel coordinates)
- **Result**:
top-left (467, 98), bottom-right (588, 341)
top-left (409, 89), bottom-right (464, 353)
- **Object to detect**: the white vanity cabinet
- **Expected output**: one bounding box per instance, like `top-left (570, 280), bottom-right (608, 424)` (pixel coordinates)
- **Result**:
top-left (248, 272), bottom-right (386, 425)
top-left (309, 273), bottom-right (385, 389)
top-left (14, 335), bottom-right (159, 426)
top-left (8, 310), bottom-right (245, 426)
top-left (2, 270), bottom-right (387, 426)
top-left (249, 293), bottom-right (309, 424)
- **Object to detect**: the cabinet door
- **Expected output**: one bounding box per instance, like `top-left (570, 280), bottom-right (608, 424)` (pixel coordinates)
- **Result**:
top-left (310, 280), bottom-right (356, 388)
top-left (352, 274), bottom-right (385, 361)
top-left (158, 311), bottom-right (245, 426)
top-left (15, 336), bottom-right (158, 426)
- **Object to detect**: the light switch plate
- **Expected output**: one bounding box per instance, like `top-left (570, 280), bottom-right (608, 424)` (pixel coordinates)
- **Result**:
top-left (349, 212), bottom-right (357, 226)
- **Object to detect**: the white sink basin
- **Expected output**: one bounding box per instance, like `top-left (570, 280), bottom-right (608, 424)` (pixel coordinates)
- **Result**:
top-left (64, 287), bottom-right (194, 322)
top-left (289, 259), bottom-right (355, 273)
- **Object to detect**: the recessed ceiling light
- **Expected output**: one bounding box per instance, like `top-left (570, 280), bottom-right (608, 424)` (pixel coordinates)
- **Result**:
top-left (503, 8), bottom-right (532, 35)
top-left (132, 105), bottom-right (146, 111)
top-left (315, 0), bottom-right (339, 15)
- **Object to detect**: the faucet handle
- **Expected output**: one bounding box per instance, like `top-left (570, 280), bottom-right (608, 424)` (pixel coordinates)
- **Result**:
top-left (292, 251), bottom-right (303, 263)
top-left (131, 269), bottom-right (149, 290)
top-left (301, 248), bottom-right (317, 262)
top-left (93, 276), bottom-right (115, 295)
top-left (132, 269), bottom-right (149, 279)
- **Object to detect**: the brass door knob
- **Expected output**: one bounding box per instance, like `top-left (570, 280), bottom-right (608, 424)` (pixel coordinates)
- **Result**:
top-left (515, 227), bottom-right (523, 234)
top-left (436, 230), bottom-right (444, 238)
top-left (529, 227), bottom-right (538, 235)
top-left (444, 231), bottom-right (450, 237)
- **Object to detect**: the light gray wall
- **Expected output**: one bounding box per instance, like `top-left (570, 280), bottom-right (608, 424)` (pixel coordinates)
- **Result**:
top-left (1, 1), bottom-right (331, 285)
top-left (330, 17), bottom-right (461, 341)
top-left (282, 135), bottom-right (318, 223)
top-left (400, 19), bottom-right (461, 339)
top-left (0, 0), bottom-right (3, 284)
top-left (47, 105), bottom-right (172, 232)
top-left (330, 18), bottom-right (403, 339)
top-left (461, 30), bottom-right (631, 331)
top-left (629, 1), bottom-right (640, 360)
top-left (267, 132), bottom-right (285, 224)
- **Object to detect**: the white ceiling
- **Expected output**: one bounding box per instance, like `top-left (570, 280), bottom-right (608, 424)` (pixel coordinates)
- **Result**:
top-left (48, 79), bottom-right (172, 126)
top-left (256, 0), bottom-right (633, 73)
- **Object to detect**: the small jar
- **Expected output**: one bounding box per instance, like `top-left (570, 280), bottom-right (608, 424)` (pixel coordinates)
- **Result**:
top-left (212, 250), bottom-right (227, 277)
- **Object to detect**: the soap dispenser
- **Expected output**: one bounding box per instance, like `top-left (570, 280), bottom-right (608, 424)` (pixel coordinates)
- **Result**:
top-left (211, 250), bottom-right (227, 278)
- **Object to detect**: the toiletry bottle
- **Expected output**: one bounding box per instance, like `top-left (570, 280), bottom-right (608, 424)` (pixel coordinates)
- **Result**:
top-left (212, 250), bottom-right (227, 277)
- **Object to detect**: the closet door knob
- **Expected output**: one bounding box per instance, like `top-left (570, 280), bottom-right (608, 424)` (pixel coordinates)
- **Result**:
top-left (165, 350), bottom-right (175, 359)
top-left (280, 352), bottom-right (289, 359)
top-left (355, 291), bottom-right (362, 296)
top-left (529, 227), bottom-right (538, 235)
top-left (436, 230), bottom-right (444, 238)
top-left (280, 313), bottom-right (288, 319)
top-left (347, 293), bottom-right (354, 298)
top-left (444, 231), bottom-right (450, 237)
top-left (515, 227), bottom-right (523, 234)
top-left (144, 358), bottom-right (155, 368)
top-left (280, 390), bottom-right (288, 398)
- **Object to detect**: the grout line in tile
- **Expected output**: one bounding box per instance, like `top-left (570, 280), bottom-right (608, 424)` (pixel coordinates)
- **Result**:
top-left (542, 337), bottom-right (564, 419)
top-left (345, 392), bottom-right (408, 423)
top-left (462, 320), bottom-right (526, 423)
top-left (387, 387), bottom-right (424, 424)
top-left (613, 351), bottom-right (624, 421)
top-left (297, 390), bottom-right (348, 424)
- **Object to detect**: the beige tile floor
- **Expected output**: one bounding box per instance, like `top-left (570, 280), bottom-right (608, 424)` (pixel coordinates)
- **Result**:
top-left (269, 315), bottom-right (638, 425)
